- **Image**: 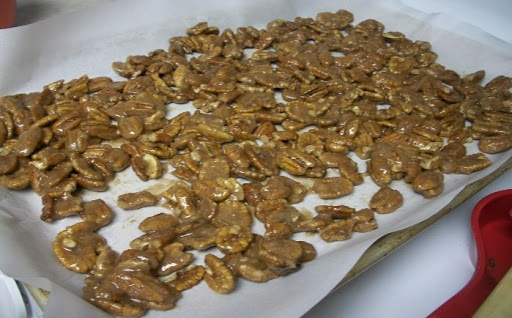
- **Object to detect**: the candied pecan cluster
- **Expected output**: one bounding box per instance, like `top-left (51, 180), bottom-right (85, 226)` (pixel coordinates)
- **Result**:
top-left (0, 9), bottom-right (511, 316)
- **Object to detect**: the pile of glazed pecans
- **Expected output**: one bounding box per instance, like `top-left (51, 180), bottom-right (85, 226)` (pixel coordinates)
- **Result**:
top-left (0, 9), bottom-right (510, 316)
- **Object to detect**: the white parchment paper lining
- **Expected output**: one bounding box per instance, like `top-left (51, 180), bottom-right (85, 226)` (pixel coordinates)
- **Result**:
top-left (0, 0), bottom-right (511, 317)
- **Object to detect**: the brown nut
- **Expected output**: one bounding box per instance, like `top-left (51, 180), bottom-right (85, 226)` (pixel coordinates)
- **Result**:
top-left (478, 135), bottom-right (512, 154)
top-left (90, 246), bottom-right (118, 279)
top-left (213, 200), bottom-right (252, 227)
top-left (118, 116), bottom-right (144, 139)
top-left (0, 120), bottom-right (7, 146)
top-left (315, 205), bottom-right (355, 219)
top-left (65, 129), bottom-right (89, 153)
top-left (216, 225), bottom-right (253, 254)
top-left (224, 143), bottom-right (250, 168)
top-left (31, 148), bottom-right (68, 170)
top-left (318, 219), bottom-right (356, 242)
top-left (30, 160), bottom-right (75, 194)
top-left (316, 9), bottom-right (353, 29)
top-left (243, 143), bottom-right (279, 176)
top-left (41, 193), bottom-right (83, 222)
top-left (338, 155), bottom-right (364, 185)
top-left (312, 177), bottom-right (354, 199)
top-left (369, 187), bottom-right (404, 214)
top-left (138, 213), bottom-right (179, 233)
top-left (13, 126), bottom-right (43, 157)
top-left (196, 123), bottom-right (234, 143)
top-left (264, 223), bottom-right (293, 239)
top-left (196, 194), bottom-right (218, 220)
top-left (102, 147), bottom-right (131, 172)
top-left (192, 179), bottom-right (230, 202)
top-left (130, 230), bottom-right (176, 250)
top-left (176, 222), bottom-right (219, 251)
top-left (242, 181), bottom-right (263, 207)
top-left (165, 265), bottom-right (205, 292)
top-left (456, 153), bottom-right (491, 174)
top-left (157, 243), bottom-right (194, 276)
top-left (198, 157), bottom-right (231, 181)
top-left (255, 199), bottom-right (302, 225)
top-left (117, 248), bottom-right (161, 271)
top-left (71, 157), bottom-right (104, 181)
top-left (296, 241), bottom-right (316, 263)
top-left (162, 181), bottom-right (197, 217)
top-left (412, 171), bottom-right (444, 198)
top-left (79, 199), bottom-right (113, 228)
top-left (0, 165), bottom-right (33, 190)
top-left (52, 221), bottom-right (105, 273)
top-left (259, 238), bottom-right (303, 276)
top-left (109, 270), bottom-right (175, 303)
top-left (367, 156), bottom-right (393, 186)
top-left (260, 175), bottom-right (307, 204)
top-left (131, 153), bottom-right (163, 181)
top-left (235, 255), bottom-right (279, 283)
top-left (0, 153), bottom-right (18, 175)
top-left (352, 208), bottom-right (378, 233)
top-left (118, 191), bottom-right (159, 210)
top-left (72, 174), bottom-right (108, 192)
top-left (204, 254), bottom-right (236, 294)
top-left (216, 177), bottom-right (245, 201)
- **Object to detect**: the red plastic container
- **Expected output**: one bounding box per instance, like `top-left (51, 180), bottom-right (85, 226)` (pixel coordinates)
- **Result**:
top-left (0, 0), bottom-right (16, 29)
top-left (429, 189), bottom-right (512, 317)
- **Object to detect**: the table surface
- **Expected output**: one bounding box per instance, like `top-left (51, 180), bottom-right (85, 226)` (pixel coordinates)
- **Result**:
top-left (5, 1), bottom-right (512, 317)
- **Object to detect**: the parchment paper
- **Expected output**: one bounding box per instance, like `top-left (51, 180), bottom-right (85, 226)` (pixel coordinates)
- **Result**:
top-left (0, 0), bottom-right (511, 317)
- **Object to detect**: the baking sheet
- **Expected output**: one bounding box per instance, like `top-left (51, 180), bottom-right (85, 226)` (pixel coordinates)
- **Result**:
top-left (0, 0), bottom-right (511, 317)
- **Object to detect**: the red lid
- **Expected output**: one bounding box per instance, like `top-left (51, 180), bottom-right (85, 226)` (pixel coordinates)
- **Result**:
top-left (0, 0), bottom-right (16, 29)
top-left (429, 189), bottom-right (512, 317)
